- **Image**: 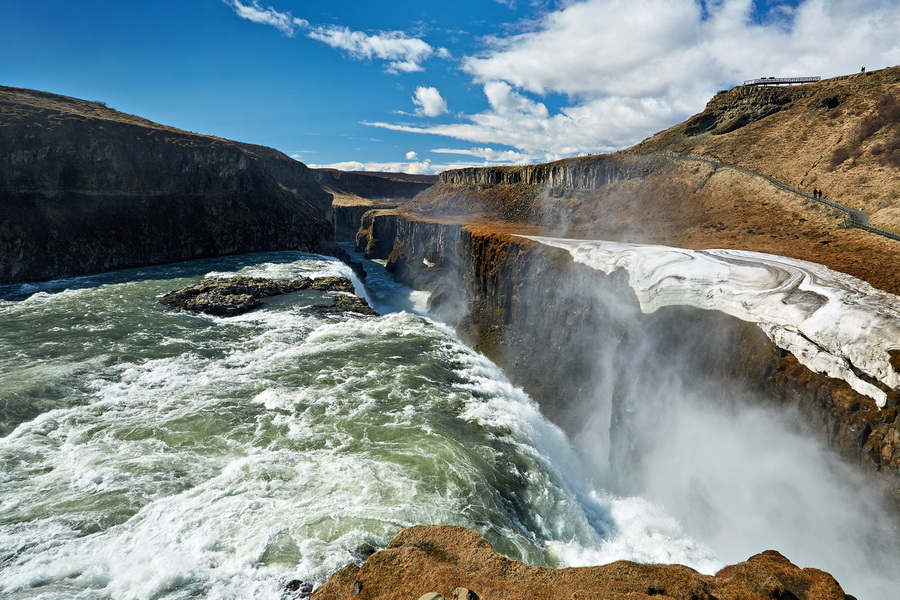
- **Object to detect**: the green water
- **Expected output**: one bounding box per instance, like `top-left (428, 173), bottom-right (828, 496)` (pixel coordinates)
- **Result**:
top-left (0, 251), bottom-right (653, 600)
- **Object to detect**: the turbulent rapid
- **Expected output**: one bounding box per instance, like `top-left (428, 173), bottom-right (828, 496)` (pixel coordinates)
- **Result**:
top-left (0, 251), bottom-right (717, 600)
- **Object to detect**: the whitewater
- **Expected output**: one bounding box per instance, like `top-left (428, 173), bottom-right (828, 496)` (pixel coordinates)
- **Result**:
top-left (0, 247), bottom-right (896, 599)
top-left (0, 250), bottom-right (717, 600)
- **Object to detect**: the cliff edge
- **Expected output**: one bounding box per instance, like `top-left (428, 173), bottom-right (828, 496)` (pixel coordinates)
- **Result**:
top-left (358, 68), bottom-right (900, 518)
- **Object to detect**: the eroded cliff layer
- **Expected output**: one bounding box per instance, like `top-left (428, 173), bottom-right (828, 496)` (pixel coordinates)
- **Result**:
top-left (0, 86), bottom-right (335, 284)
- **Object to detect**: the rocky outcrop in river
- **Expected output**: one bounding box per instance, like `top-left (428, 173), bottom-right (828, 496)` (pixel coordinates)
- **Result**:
top-left (0, 86), bottom-right (335, 284)
top-left (159, 275), bottom-right (375, 316)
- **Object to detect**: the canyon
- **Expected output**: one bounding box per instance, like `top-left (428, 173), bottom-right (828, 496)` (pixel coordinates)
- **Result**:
top-left (0, 87), bottom-right (331, 284)
top-left (3, 68), bottom-right (900, 599)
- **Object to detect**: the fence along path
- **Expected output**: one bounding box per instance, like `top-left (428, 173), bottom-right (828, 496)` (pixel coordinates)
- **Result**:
top-left (659, 152), bottom-right (900, 243)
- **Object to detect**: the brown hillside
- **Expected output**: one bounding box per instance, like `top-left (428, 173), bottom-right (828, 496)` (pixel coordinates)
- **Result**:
top-left (635, 66), bottom-right (900, 229)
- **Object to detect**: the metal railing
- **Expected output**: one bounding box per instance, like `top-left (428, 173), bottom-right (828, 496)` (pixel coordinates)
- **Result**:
top-left (743, 76), bottom-right (821, 86)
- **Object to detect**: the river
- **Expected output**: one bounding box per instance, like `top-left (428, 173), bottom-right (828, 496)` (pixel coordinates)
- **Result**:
top-left (0, 248), bottom-right (895, 599)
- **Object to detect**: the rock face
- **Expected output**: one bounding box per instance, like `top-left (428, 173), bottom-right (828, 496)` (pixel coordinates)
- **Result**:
top-left (355, 210), bottom-right (400, 258)
top-left (311, 525), bottom-right (850, 600)
top-left (158, 275), bottom-right (375, 317)
top-left (0, 86), bottom-right (335, 284)
top-left (438, 153), bottom-right (662, 189)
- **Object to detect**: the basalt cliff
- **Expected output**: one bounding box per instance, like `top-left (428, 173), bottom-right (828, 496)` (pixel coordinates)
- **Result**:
top-left (351, 67), bottom-right (900, 517)
top-left (0, 86), bottom-right (339, 284)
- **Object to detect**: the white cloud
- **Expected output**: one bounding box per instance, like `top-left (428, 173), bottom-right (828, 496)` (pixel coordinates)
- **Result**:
top-left (432, 147), bottom-right (538, 164)
top-left (412, 86), bottom-right (450, 117)
top-left (368, 83), bottom-right (665, 155)
top-left (406, 151), bottom-right (419, 160)
top-left (308, 158), bottom-right (468, 175)
top-left (307, 25), bottom-right (447, 73)
top-left (225, 1), bottom-right (447, 73)
top-left (373, 0), bottom-right (900, 156)
top-left (226, 1), bottom-right (306, 36)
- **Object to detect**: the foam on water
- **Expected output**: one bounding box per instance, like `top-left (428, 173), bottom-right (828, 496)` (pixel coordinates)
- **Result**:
top-left (0, 252), bottom-right (718, 600)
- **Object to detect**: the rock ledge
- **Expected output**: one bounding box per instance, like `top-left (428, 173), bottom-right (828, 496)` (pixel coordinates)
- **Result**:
top-left (311, 525), bottom-right (851, 600)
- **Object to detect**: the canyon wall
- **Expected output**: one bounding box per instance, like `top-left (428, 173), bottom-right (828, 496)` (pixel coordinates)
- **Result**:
top-left (0, 86), bottom-right (335, 284)
top-left (438, 153), bottom-right (664, 188)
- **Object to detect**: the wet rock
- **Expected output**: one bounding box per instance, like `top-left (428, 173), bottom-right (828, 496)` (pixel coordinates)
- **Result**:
top-left (283, 580), bottom-right (314, 599)
top-left (159, 276), bottom-right (310, 316)
top-left (451, 587), bottom-right (479, 600)
top-left (313, 293), bottom-right (378, 317)
top-left (159, 275), bottom-right (366, 317)
top-left (308, 277), bottom-right (356, 293)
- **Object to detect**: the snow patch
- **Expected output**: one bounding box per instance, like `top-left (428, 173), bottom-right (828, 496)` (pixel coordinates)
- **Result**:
top-left (523, 236), bottom-right (900, 408)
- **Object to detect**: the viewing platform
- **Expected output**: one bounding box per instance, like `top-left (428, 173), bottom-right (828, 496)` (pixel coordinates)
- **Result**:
top-left (743, 76), bottom-right (821, 86)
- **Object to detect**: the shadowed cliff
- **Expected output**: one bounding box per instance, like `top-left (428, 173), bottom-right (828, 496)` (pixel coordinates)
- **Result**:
top-left (0, 86), bottom-right (335, 284)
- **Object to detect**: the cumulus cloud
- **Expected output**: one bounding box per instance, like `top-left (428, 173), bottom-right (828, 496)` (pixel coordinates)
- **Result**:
top-left (306, 26), bottom-right (446, 73)
top-left (368, 83), bottom-right (667, 155)
top-left (226, 1), bottom-right (447, 73)
top-left (412, 86), bottom-right (450, 117)
top-left (373, 0), bottom-right (900, 155)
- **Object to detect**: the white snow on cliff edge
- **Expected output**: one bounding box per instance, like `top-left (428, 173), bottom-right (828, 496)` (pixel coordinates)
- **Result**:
top-left (523, 236), bottom-right (900, 408)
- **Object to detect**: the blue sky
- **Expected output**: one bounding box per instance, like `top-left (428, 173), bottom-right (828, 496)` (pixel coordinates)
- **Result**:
top-left (2, 1), bottom-right (898, 174)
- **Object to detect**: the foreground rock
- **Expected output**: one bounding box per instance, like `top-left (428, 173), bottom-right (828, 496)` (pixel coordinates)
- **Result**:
top-left (159, 275), bottom-right (375, 317)
top-left (0, 86), bottom-right (334, 284)
top-left (312, 526), bottom-right (850, 600)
